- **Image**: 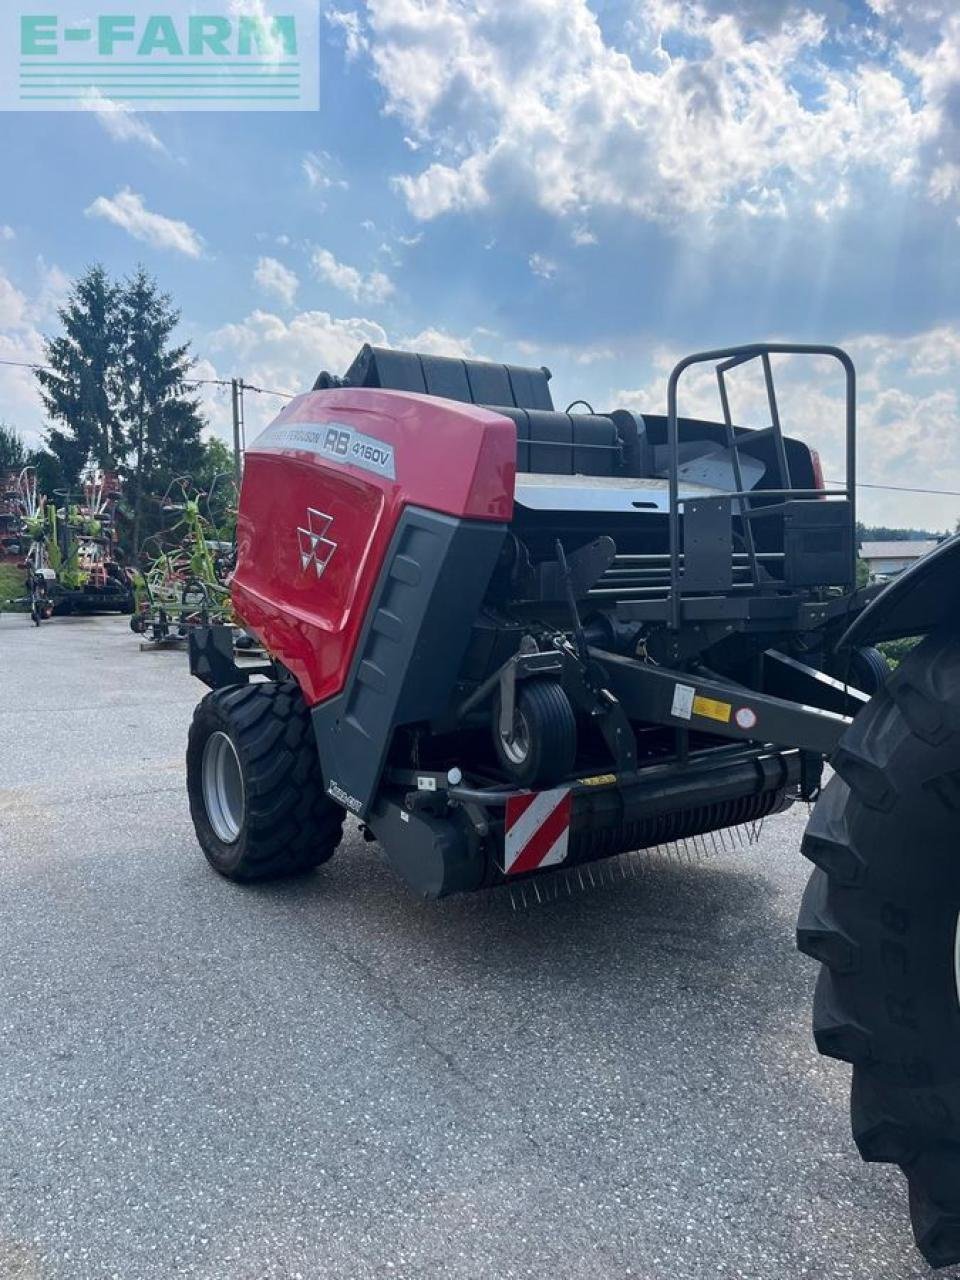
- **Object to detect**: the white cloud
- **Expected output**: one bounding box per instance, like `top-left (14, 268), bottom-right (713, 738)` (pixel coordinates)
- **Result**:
top-left (85, 188), bottom-right (203, 258)
top-left (613, 330), bottom-right (960, 529)
top-left (0, 261), bottom-right (71, 449)
top-left (571, 225), bottom-right (597, 246)
top-left (0, 225), bottom-right (15, 242)
top-left (358, 0), bottom-right (947, 227)
top-left (31, 258), bottom-right (70, 326)
top-left (303, 150), bottom-right (348, 192)
top-left (253, 256), bottom-right (299, 306)
top-left (205, 308), bottom-right (389, 434)
top-left (201, 312), bottom-right (485, 438)
top-left (81, 90), bottom-right (166, 154)
top-left (929, 161), bottom-right (960, 202)
top-left (0, 274), bottom-right (27, 329)
top-left (398, 327), bottom-right (476, 358)
top-left (328, 8), bottom-right (368, 59)
top-left (529, 253), bottom-right (558, 279)
top-left (311, 247), bottom-right (394, 303)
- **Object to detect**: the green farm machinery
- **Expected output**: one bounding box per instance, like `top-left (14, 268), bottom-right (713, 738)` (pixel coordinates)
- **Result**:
top-left (130, 475), bottom-right (237, 645)
top-left (5, 468), bottom-right (133, 624)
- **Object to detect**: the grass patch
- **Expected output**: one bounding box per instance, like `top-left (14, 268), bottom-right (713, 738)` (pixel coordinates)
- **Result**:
top-left (0, 562), bottom-right (28, 612)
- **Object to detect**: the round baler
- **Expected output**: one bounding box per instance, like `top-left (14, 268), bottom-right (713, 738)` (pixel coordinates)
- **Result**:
top-left (184, 340), bottom-right (960, 1266)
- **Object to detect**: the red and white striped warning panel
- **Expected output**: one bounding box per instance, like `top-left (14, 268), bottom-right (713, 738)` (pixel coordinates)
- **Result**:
top-left (503, 787), bottom-right (572, 876)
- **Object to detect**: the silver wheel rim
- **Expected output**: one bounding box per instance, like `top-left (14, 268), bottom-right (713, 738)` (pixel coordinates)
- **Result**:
top-left (202, 731), bottom-right (245, 844)
top-left (500, 710), bottom-right (531, 766)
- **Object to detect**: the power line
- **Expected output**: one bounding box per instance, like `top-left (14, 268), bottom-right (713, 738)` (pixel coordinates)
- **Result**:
top-left (0, 358), bottom-right (294, 401)
top-left (831, 479), bottom-right (960, 498)
top-left (0, 356), bottom-right (52, 372)
top-left (239, 380), bottom-right (296, 400)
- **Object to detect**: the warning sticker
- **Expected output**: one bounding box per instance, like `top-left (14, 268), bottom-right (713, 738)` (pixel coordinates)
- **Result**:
top-left (692, 694), bottom-right (732, 724)
top-left (671, 683), bottom-right (695, 720)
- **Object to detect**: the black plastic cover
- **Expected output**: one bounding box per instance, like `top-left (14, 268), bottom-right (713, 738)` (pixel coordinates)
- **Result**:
top-left (782, 500), bottom-right (854, 589)
top-left (311, 507), bottom-right (507, 817)
top-left (338, 344), bottom-right (554, 411)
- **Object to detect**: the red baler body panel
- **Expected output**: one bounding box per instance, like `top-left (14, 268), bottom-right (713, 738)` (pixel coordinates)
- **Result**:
top-left (232, 389), bottom-right (516, 706)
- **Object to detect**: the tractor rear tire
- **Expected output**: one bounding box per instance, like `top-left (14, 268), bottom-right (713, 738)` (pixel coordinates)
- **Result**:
top-left (797, 629), bottom-right (960, 1268)
top-left (493, 678), bottom-right (577, 788)
top-left (187, 681), bottom-right (344, 882)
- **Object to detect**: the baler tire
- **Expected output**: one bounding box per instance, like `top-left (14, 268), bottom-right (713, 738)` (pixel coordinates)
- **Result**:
top-left (797, 629), bottom-right (960, 1269)
top-left (187, 681), bottom-right (344, 883)
top-left (492, 678), bottom-right (576, 788)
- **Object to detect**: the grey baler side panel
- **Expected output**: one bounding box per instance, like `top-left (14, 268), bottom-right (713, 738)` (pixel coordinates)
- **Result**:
top-left (312, 508), bottom-right (507, 815)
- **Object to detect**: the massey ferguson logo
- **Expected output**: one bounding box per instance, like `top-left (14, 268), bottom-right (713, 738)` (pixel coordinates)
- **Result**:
top-left (297, 508), bottom-right (337, 578)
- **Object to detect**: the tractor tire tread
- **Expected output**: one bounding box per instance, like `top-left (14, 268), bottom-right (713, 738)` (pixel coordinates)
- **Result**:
top-left (798, 630), bottom-right (960, 1269)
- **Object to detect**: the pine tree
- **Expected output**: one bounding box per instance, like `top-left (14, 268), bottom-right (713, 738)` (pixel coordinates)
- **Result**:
top-left (0, 423), bottom-right (27, 474)
top-left (36, 265), bottom-right (123, 482)
top-left (118, 267), bottom-right (205, 550)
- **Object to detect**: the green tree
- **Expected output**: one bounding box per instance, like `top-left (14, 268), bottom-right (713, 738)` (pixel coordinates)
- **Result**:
top-left (193, 437), bottom-right (238, 540)
top-left (28, 448), bottom-right (66, 497)
top-left (36, 264), bottom-right (123, 482)
top-left (117, 267), bottom-right (206, 550)
top-left (0, 423), bottom-right (27, 474)
top-left (193, 437), bottom-right (235, 491)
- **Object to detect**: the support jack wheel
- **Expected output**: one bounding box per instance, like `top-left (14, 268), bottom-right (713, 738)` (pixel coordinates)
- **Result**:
top-left (492, 678), bottom-right (576, 789)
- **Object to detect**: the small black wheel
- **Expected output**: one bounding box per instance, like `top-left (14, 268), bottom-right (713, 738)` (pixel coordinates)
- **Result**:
top-left (129, 614), bottom-right (145, 634)
top-left (837, 645), bottom-right (890, 695)
top-left (187, 681), bottom-right (345, 882)
top-left (492, 678), bottom-right (576, 788)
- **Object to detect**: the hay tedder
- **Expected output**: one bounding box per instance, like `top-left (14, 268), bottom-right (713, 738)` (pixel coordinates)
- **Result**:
top-left (183, 341), bottom-right (960, 1267)
top-left (3, 468), bottom-right (133, 623)
top-left (0, 471), bottom-right (29, 562)
top-left (130, 475), bottom-right (236, 645)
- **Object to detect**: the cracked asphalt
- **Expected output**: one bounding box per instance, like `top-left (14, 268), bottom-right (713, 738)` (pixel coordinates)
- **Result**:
top-left (0, 614), bottom-right (944, 1279)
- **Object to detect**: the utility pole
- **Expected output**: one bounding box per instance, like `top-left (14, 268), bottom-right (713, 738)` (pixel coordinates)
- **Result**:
top-left (230, 378), bottom-right (245, 484)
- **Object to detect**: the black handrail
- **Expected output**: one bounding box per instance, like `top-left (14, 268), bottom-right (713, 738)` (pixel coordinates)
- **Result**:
top-left (666, 343), bottom-right (856, 630)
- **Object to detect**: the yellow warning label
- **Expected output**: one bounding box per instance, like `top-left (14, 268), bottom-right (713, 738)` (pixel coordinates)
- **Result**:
top-left (692, 694), bottom-right (732, 723)
top-left (578, 773), bottom-right (617, 787)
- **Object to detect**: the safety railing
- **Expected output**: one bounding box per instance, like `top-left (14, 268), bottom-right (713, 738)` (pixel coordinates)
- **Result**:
top-left (665, 343), bottom-right (856, 629)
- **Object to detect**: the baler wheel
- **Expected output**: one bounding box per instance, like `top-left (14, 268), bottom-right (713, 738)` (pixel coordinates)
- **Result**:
top-left (797, 630), bottom-right (960, 1268)
top-left (187, 681), bottom-right (344, 882)
top-left (493, 678), bottom-right (576, 788)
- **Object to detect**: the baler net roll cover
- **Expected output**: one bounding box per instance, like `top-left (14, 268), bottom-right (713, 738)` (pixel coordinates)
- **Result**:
top-left (234, 387), bottom-right (517, 708)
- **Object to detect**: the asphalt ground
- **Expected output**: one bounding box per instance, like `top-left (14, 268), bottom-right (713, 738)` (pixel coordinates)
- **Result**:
top-left (0, 613), bottom-right (945, 1279)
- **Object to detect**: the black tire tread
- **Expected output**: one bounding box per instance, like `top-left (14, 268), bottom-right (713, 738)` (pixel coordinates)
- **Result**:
top-left (798, 630), bottom-right (960, 1268)
top-left (187, 682), bottom-right (344, 882)
top-left (851, 645), bottom-right (891, 696)
top-left (493, 678), bottom-right (577, 788)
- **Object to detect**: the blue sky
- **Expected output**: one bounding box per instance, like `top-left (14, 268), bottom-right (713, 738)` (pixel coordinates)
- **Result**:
top-left (1, 0), bottom-right (959, 526)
